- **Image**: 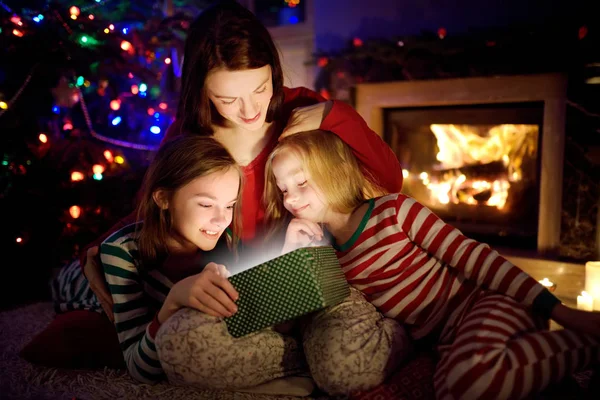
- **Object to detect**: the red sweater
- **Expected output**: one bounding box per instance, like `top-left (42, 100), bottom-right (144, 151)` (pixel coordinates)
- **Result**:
top-left (81, 87), bottom-right (403, 263)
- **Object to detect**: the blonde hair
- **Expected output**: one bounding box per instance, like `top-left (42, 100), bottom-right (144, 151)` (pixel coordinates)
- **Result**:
top-left (136, 135), bottom-right (242, 270)
top-left (263, 129), bottom-right (385, 240)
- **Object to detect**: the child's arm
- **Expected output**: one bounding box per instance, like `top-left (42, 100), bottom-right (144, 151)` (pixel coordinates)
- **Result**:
top-left (395, 194), bottom-right (560, 319)
top-left (100, 242), bottom-right (165, 384)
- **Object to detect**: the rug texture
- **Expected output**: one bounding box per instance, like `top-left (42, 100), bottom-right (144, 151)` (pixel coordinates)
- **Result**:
top-left (0, 302), bottom-right (316, 400)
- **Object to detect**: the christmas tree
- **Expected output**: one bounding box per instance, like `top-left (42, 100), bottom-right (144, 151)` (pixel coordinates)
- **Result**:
top-left (0, 0), bottom-right (214, 308)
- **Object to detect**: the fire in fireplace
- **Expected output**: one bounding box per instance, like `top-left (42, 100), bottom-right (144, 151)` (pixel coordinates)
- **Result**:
top-left (385, 103), bottom-right (543, 248)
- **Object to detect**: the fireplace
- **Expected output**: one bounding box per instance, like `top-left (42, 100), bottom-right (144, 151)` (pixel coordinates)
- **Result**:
top-left (385, 103), bottom-right (542, 248)
top-left (355, 74), bottom-right (567, 254)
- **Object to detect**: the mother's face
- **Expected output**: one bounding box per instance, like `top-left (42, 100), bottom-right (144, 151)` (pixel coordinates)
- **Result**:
top-left (205, 65), bottom-right (273, 132)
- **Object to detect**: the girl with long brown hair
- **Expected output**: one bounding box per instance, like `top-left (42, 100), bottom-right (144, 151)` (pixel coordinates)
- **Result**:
top-left (54, 135), bottom-right (245, 383)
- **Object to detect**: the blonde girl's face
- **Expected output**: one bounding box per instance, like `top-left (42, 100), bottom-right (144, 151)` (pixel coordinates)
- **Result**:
top-left (205, 65), bottom-right (273, 132)
top-left (160, 167), bottom-right (240, 253)
top-left (271, 149), bottom-right (328, 223)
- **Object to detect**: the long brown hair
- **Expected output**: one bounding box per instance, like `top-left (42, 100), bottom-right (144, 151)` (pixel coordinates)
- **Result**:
top-left (263, 130), bottom-right (386, 240)
top-left (175, 0), bottom-right (285, 136)
top-left (136, 135), bottom-right (242, 269)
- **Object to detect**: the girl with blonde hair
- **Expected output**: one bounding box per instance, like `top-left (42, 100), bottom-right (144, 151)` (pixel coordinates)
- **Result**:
top-left (264, 129), bottom-right (600, 400)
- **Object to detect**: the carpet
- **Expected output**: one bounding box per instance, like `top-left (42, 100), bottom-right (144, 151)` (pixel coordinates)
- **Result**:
top-left (0, 302), bottom-right (318, 400)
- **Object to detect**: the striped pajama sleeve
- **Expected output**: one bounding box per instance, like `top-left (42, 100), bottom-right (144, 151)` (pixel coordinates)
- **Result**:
top-left (396, 195), bottom-right (560, 317)
top-left (100, 242), bottom-right (164, 384)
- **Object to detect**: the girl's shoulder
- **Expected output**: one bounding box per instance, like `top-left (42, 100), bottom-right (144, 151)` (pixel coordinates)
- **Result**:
top-left (373, 192), bottom-right (403, 203)
top-left (102, 221), bottom-right (142, 247)
top-left (371, 193), bottom-right (418, 210)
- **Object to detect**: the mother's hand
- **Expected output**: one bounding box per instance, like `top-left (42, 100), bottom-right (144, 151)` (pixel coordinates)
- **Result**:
top-left (280, 101), bottom-right (333, 140)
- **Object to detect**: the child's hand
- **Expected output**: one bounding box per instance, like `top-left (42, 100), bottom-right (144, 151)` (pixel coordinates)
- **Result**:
top-left (282, 218), bottom-right (324, 254)
top-left (160, 262), bottom-right (239, 322)
top-left (551, 303), bottom-right (600, 337)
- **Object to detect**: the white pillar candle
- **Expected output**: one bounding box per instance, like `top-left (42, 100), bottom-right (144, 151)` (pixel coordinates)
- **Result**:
top-left (577, 291), bottom-right (594, 311)
top-left (585, 261), bottom-right (600, 310)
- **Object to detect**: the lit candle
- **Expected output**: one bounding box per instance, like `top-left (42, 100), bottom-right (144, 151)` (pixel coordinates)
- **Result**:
top-left (577, 291), bottom-right (594, 311)
top-left (585, 261), bottom-right (600, 310)
top-left (538, 278), bottom-right (557, 293)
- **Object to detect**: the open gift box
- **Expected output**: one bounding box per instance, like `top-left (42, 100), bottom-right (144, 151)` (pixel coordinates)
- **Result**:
top-left (225, 246), bottom-right (350, 338)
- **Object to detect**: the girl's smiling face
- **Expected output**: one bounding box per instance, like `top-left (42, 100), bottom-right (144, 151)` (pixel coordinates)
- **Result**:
top-left (159, 167), bottom-right (240, 253)
top-left (270, 149), bottom-right (327, 223)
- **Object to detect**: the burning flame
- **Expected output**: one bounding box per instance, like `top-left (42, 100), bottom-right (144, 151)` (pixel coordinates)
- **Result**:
top-left (418, 124), bottom-right (537, 209)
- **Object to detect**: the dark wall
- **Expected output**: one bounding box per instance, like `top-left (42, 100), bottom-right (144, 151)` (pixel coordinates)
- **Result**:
top-left (314, 0), bottom-right (589, 51)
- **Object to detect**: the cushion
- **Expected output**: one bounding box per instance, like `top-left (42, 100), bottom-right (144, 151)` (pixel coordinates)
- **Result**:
top-left (20, 310), bottom-right (125, 369)
top-left (350, 353), bottom-right (436, 400)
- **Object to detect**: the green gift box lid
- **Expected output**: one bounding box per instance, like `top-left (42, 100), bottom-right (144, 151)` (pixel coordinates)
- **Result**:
top-left (224, 246), bottom-right (350, 338)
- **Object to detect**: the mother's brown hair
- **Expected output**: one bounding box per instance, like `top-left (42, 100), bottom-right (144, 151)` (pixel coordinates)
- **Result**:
top-left (136, 135), bottom-right (242, 270)
top-left (175, 0), bottom-right (285, 136)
